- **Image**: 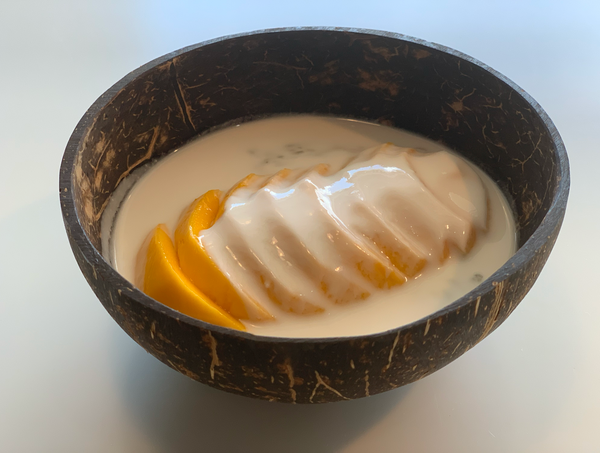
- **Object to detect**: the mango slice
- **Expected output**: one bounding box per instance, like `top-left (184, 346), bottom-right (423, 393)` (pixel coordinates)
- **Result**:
top-left (142, 224), bottom-right (245, 331)
top-left (214, 174), bottom-right (260, 221)
top-left (174, 190), bottom-right (273, 321)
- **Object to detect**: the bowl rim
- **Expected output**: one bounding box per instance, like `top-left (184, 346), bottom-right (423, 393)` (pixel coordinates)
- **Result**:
top-left (59, 26), bottom-right (570, 344)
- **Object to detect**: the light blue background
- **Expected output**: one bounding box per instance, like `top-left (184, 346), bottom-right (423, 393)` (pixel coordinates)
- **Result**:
top-left (1, 1), bottom-right (598, 451)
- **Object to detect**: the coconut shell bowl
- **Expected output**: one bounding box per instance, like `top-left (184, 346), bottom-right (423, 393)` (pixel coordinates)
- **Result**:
top-left (59, 28), bottom-right (569, 403)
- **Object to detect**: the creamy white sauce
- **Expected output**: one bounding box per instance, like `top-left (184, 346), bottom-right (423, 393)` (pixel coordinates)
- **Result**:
top-left (207, 144), bottom-right (488, 318)
top-left (104, 115), bottom-right (516, 338)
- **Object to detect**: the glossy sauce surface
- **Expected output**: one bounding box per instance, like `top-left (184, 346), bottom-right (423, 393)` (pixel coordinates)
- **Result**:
top-left (104, 116), bottom-right (516, 337)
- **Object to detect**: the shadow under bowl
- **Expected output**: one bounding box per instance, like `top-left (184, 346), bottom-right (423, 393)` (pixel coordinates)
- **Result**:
top-left (59, 28), bottom-right (569, 403)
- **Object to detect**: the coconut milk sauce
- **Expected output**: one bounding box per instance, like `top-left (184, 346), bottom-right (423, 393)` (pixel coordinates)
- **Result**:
top-left (103, 116), bottom-right (516, 338)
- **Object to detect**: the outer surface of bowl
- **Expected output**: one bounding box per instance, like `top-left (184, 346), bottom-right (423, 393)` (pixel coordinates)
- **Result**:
top-left (60, 28), bottom-right (569, 403)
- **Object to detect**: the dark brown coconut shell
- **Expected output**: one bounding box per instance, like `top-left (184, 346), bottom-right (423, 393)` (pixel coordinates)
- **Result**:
top-left (59, 28), bottom-right (569, 403)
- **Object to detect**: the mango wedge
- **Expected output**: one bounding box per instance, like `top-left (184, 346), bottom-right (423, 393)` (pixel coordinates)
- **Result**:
top-left (174, 190), bottom-right (273, 321)
top-left (215, 174), bottom-right (260, 221)
top-left (142, 224), bottom-right (246, 331)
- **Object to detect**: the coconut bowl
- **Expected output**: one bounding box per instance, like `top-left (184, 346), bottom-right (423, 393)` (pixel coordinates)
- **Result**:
top-left (59, 28), bottom-right (569, 403)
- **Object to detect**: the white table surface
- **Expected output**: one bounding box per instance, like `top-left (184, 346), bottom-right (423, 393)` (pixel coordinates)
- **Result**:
top-left (1, 1), bottom-right (599, 451)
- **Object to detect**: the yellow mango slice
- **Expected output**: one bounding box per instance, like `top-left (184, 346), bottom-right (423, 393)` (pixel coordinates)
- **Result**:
top-left (174, 190), bottom-right (273, 321)
top-left (356, 260), bottom-right (407, 290)
top-left (259, 168), bottom-right (292, 189)
top-left (214, 173), bottom-right (261, 221)
top-left (142, 225), bottom-right (245, 331)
